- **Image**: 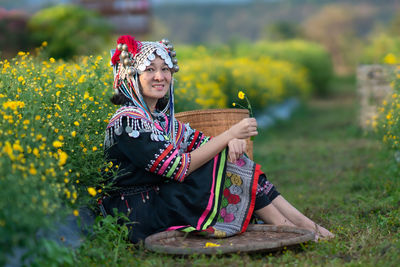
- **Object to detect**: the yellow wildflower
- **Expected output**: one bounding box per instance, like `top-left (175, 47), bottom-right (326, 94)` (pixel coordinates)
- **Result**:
top-left (238, 91), bottom-right (245, 100)
top-left (384, 53), bottom-right (397, 65)
top-left (42, 41), bottom-right (48, 47)
top-left (58, 151), bottom-right (68, 166)
top-left (84, 91), bottom-right (90, 100)
top-left (53, 140), bottom-right (63, 148)
top-left (3, 100), bottom-right (25, 110)
top-left (29, 167), bottom-right (37, 175)
top-left (87, 187), bottom-right (97, 197)
top-left (33, 148), bottom-right (40, 157)
top-left (92, 146), bottom-right (97, 152)
top-left (71, 131), bottom-right (76, 137)
top-left (73, 210), bottom-right (79, 217)
top-left (74, 121), bottom-right (79, 126)
top-left (78, 75), bottom-right (86, 83)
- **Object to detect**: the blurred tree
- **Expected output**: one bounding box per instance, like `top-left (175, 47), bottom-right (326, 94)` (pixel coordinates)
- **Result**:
top-left (302, 3), bottom-right (375, 75)
top-left (28, 4), bottom-right (113, 59)
top-left (389, 9), bottom-right (400, 36)
top-left (0, 8), bottom-right (32, 59)
top-left (262, 21), bottom-right (302, 41)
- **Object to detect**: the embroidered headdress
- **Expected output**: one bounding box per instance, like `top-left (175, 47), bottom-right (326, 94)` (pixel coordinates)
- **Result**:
top-left (110, 35), bottom-right (179, 145)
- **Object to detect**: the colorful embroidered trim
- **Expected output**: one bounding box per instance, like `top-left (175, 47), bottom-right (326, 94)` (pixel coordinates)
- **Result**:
top-left (240, 163), bottom-right (261, 233)
top-left (107, 106), bottom-right (151, 129)
top-left (196, 149), bottom-right (226, 230)
top-left (149, 144), bottom-right (174, 172)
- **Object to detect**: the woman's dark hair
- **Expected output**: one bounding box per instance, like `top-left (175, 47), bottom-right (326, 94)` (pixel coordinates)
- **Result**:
top-left (156, 95), bottom-right (169, 110)
top-left (110, 93), bottom-right (129, 105)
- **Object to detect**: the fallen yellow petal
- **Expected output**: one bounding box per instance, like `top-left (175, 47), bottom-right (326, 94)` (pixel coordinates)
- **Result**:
top-left (204, 242), bottom-right (220, 248)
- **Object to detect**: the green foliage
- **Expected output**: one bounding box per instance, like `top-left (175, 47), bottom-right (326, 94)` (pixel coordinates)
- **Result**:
top-left (174, 52), bottom-right (311, 113)
top-left (175, 40), bottom-right (331, 111)
top-left (263, 21), bottom-right (302, 41)
top-left (361, 33), bottom-right (400, 64)
top-left (238, 40), bottom-right (334, 95)
top-left (28, 4), bottom-right (112, 59)
top-left (377, 66), bottom-right (400, 175)
top-left (0, 49), bottom-right (115, 262)
top-left (76, 212), bottom-right (135, 265)
top-left (28, 239), bottom-right (75, 267)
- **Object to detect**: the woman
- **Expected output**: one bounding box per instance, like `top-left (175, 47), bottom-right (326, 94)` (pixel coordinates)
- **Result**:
top-left (101, 35), bottom-right (333, 243)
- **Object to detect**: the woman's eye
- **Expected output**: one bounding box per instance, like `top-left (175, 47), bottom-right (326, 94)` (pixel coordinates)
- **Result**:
top-left (146, 68), bottom-right (154, 72)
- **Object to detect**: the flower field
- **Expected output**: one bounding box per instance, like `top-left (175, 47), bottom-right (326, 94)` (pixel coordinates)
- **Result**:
top-left (0, 45), bottom-right (116, 262)
top-left (378, 60), bottom-right (400, 164)
top-left (0, 41), bottom-right (331, 264)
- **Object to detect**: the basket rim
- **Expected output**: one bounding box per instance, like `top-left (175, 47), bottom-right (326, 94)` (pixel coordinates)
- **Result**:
top-left (175, 108), bottom-right (249, 117)
top-left (144, 224), bottom-right (315, 255)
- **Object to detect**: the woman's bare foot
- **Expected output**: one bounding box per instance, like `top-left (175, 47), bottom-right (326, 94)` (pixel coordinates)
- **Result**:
top-left (314, 224), bottom-right (335, 241)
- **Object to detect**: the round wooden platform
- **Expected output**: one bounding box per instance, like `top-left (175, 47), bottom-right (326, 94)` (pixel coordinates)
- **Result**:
top-left (145, 224), bottom-right (315, 255)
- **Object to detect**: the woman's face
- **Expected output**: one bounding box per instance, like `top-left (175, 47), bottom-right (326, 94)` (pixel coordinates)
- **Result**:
top-left (139, 55), bottom-right (172, 108)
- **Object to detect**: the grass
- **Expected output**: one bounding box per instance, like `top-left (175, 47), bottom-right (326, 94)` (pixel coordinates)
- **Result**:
top-left (76, 79), bottom-right (400, 266)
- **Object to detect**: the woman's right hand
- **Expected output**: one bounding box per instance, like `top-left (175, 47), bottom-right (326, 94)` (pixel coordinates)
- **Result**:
top-left (228, 118), bottom-right (258, 140)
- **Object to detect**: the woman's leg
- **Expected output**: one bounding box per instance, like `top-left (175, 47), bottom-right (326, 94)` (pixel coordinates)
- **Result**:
top-left (254, 204), bottom-right (296, 227)
top-left (271, 195), bottom-right (334, 239)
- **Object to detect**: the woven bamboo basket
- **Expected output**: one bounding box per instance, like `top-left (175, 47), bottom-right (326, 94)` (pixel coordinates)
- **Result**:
top-left (175, 109), bottom-right (253, 160)
top-left (145, 224), bottom-right (315, 255)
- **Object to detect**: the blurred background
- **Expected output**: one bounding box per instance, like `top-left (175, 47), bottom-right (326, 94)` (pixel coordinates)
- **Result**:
top-left (1, 0), bottom-right (400, 76)
top-left (1, 1), bottom-right (400, 265)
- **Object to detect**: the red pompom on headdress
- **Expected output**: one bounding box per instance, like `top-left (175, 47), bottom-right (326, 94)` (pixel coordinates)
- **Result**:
top-left (111, 35), bottom-right (141, 65)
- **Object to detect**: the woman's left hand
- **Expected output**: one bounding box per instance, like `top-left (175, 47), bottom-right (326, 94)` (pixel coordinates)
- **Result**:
top-left (228, 138), bottom-right (247, 163)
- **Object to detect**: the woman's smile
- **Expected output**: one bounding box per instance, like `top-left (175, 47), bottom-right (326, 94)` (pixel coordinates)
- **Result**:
top-left (139, 56), bottom-right (172, 111)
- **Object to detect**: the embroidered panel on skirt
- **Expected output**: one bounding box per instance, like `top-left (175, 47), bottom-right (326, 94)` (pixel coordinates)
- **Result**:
top-left (209, 156), bottom-right (256, 237)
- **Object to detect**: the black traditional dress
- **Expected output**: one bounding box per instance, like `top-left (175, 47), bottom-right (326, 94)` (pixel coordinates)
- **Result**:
top-left (101, 105), bottom-right (278, 243)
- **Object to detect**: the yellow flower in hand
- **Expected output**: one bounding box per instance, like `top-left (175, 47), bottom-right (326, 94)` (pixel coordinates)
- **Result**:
top-left (238, 91), bottom-right (245, 100)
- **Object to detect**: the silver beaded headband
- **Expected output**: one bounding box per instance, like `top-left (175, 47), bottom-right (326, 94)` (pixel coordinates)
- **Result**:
top-left (117, 38), bottom-right (179, 78)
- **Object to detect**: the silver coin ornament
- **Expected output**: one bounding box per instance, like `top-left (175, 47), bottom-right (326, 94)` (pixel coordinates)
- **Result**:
top-left (170, 51), bottom-right (176, 57)
top-left (115, 127), bottom-right (123, 136)
top-left (125, 126), bottom-right (133, 133)
top-left (127, 67), bottom-right (136, 76)
top-left (129, 130), bottom-right (140, 138)
top-left (105, 138), bottom-right (111, 147)
top-left (120, 51), bottom-right (128, 59)
top-left (122, 44), bottom-right (128, 51)
top-left (117, 43), bottom-right (123, 51)
top-left (173, 65), bottom-right (179, 72)
top-left (150, 132), bottom-right (159, 141)
top-left (172, 58), bottom-right (178, 64)
top-left (123, 58), bottom-right (131, 66)
top-left (161, 38), bottom-right (170, 45)
top-left (167, 44), bottom-right (174, 51)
